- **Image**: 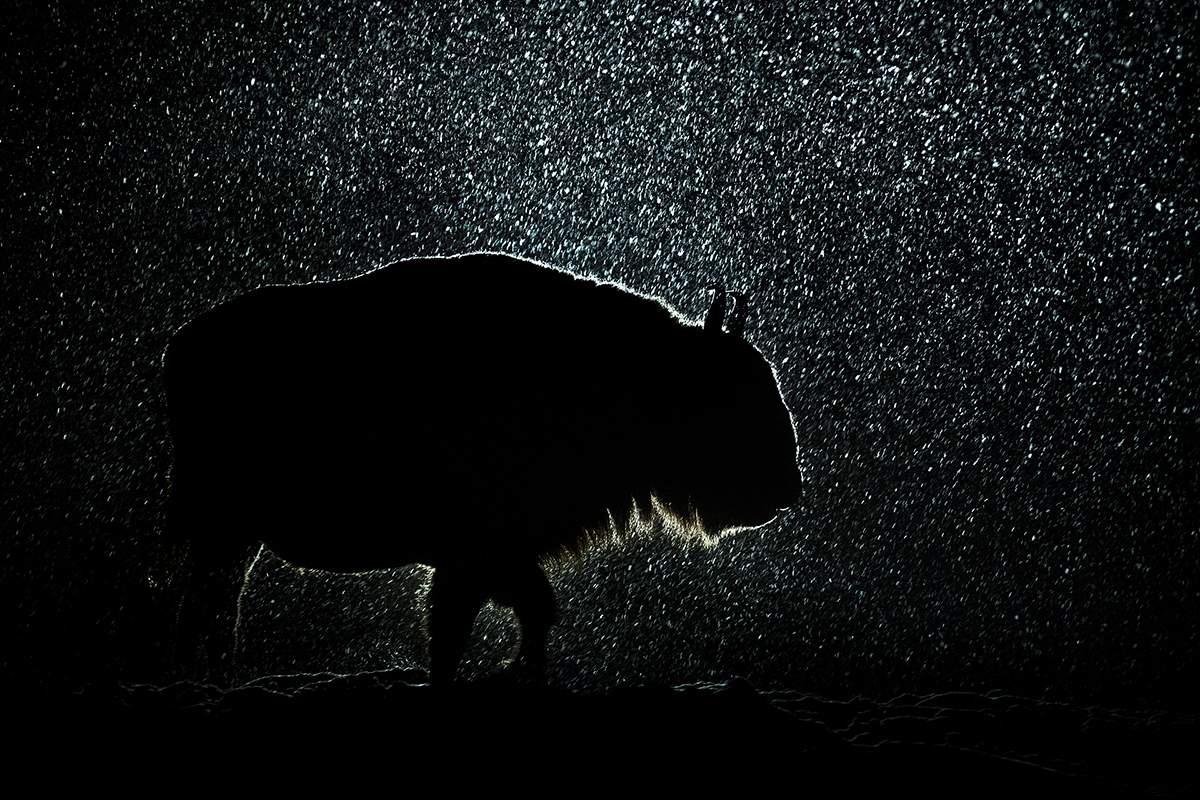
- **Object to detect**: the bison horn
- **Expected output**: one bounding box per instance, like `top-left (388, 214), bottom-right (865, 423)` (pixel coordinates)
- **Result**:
top-left (704, 286), bottom-right (726, 334)
top-left (726, 291), bottom-right (747, 338)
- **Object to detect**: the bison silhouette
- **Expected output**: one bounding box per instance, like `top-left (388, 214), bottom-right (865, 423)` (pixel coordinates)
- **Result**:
top-left (162, 253), bottom-right (801, 683)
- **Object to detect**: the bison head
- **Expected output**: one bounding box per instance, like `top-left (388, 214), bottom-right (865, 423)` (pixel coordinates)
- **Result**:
top-left (645, 288), bottom-right (802, 541)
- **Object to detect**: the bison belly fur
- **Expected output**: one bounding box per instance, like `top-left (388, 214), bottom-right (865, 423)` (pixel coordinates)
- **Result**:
top-left (161, 253), bottom-right (802, 683)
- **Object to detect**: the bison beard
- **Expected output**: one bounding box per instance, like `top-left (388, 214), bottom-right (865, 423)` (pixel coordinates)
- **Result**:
top-left (161, 253), bottom-right (802, 683)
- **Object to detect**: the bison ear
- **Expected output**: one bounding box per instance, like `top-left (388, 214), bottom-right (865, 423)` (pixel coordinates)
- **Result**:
top-left (726, 291), bottom-right (747, 339)
top-left (704, 286), bottom-right (726, 334)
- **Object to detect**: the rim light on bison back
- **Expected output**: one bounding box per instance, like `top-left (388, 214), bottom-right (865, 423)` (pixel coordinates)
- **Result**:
top-left (161, 253), bottom-right (803, 683)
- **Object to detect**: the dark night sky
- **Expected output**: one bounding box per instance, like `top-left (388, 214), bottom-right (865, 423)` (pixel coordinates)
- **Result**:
top-left (3, 1), bottom-right (1196, 717)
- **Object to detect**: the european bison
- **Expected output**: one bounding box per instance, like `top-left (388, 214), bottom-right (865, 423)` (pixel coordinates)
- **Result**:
top-left (162, 253), bottom-right (801, 683)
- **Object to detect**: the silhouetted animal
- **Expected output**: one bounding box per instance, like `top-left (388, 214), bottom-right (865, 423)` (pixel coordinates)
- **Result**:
top-left (162, 253), bottom-right (801, 683)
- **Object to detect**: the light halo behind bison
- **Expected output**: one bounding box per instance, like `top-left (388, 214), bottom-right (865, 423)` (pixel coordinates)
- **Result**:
top-left (161, 253), bottom-right (802, 683)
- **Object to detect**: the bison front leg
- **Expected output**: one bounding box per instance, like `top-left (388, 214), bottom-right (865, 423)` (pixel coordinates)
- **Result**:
top-left (427, 565), bottom-right (489, 683)
top-left (493, 560), bottom-right (557, 683)
top-left (426, 560), bottom-right (557, 683)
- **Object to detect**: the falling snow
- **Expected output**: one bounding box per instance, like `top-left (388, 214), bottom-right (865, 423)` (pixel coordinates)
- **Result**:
top-left (5, 0), bottom-right (1197, 718)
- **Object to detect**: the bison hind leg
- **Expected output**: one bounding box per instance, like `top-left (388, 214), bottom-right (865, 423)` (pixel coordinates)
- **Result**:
top-left (173, 540), bottom-right (263, 685)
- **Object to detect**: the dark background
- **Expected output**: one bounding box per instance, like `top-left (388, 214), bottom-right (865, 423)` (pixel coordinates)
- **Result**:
top-left (4, 0), bottom-right (1196, 731)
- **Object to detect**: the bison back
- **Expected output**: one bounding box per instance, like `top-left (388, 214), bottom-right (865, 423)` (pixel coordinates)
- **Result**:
top-left (163, 254), bottom-right (716, 570)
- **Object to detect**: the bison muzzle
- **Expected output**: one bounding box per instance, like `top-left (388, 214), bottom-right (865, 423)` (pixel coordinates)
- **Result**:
top-left (162, 253), bottom-right (801, 683)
